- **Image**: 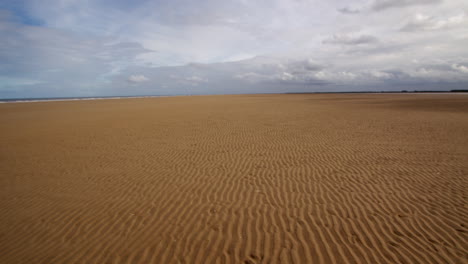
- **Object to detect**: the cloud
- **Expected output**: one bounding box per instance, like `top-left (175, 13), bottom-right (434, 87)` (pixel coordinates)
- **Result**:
top-left (400, 14), bottom-right (465, 32)
top-left (101, 54), bottom-right (468, 96)
top-left (178, 75), bottom-right (207, 86)
top-left (184, 75), bottom-right (206, 83)
top-left (337, 7), bottom-right (360, 14)
top-left (452, 64), bottom-right (468, 73)
top-left (0, 10), bottom-right (152, 97)
top-left (339, 0), bottom-right (444, 14)
top-left (1, 0), bottom-right (468, 98)
top-left (323, 33), bottom-right (378, 45)
top-left (127, 75), bottom-right (149, 83)
top-left (230, 57), bottom-right (326, 85)
top-left (371, 0), bottom-right (442, 11)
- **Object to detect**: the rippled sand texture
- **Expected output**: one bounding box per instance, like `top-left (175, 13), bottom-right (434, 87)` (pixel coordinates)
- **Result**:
top-left (1, 94), bottom-right (467, 264)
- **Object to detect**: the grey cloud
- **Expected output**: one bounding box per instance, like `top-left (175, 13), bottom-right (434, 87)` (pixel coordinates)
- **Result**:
top-left (323, 33), bottom-right (378, 45)
top-left (170, 74), bottom-right (208, 86)
top-left (115, 55), bottom-right (468, 95)
top-left (337, 7), bottom-right (360, 14)
top-left (288, 59), bottom-right (323, 73)
top-left (338, 0), bottom-right (444, 16)
top-left (452, 64), bottom-right (468, 73)
top-left (230, 57), bottom-right (326, 85)
top-left (371, 0), bottom-right (443, 11)
top-left (65, 51), bottom-right (468, 98)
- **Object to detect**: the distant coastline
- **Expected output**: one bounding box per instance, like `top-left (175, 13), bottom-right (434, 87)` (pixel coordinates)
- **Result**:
top-left (0, 95), bottom-right (166, 103)
top-left (285, 89), bottom-right (468, 94)
top-left (1, 90), bottom-right (467, 103)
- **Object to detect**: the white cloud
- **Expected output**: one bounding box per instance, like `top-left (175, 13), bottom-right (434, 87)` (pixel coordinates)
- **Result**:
top-left (127, 75), bottom-right (149, 83)
top-left (401, 14), bottom-right (466, 31)
top-left (452, 64), bottom-right (468, 73)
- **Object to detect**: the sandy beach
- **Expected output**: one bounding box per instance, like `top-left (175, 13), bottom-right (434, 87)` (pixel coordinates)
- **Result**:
top-left (0, 93), bottom-right (467, 263)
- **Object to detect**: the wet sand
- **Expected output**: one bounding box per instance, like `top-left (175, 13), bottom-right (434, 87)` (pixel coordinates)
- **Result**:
top-left (1, 94), bottom-right (467, 263)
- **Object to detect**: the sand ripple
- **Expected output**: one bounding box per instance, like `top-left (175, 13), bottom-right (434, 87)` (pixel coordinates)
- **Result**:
top-left (1, 94), bottom-right (467, 263)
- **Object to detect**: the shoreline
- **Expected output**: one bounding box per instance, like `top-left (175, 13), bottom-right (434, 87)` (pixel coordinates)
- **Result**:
top-left (0, 95), bottom-right (166, 104)
top-left (1, 91), bottom-right (467, 104)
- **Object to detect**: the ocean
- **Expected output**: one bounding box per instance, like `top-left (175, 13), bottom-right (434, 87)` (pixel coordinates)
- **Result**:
top-left (0, 95), bottom-right (167, 103)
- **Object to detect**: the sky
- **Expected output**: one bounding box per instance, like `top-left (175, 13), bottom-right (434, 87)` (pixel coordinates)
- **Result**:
top-left (0, 0), bottom-right (467, 98)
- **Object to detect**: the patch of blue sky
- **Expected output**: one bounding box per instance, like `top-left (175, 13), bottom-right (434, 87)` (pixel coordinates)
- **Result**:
top-left (0, 1), bottom-right (44, 26)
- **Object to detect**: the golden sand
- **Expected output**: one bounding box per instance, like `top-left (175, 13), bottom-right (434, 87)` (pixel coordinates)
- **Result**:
top-left (1, 94), bottom-right (467, 263)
